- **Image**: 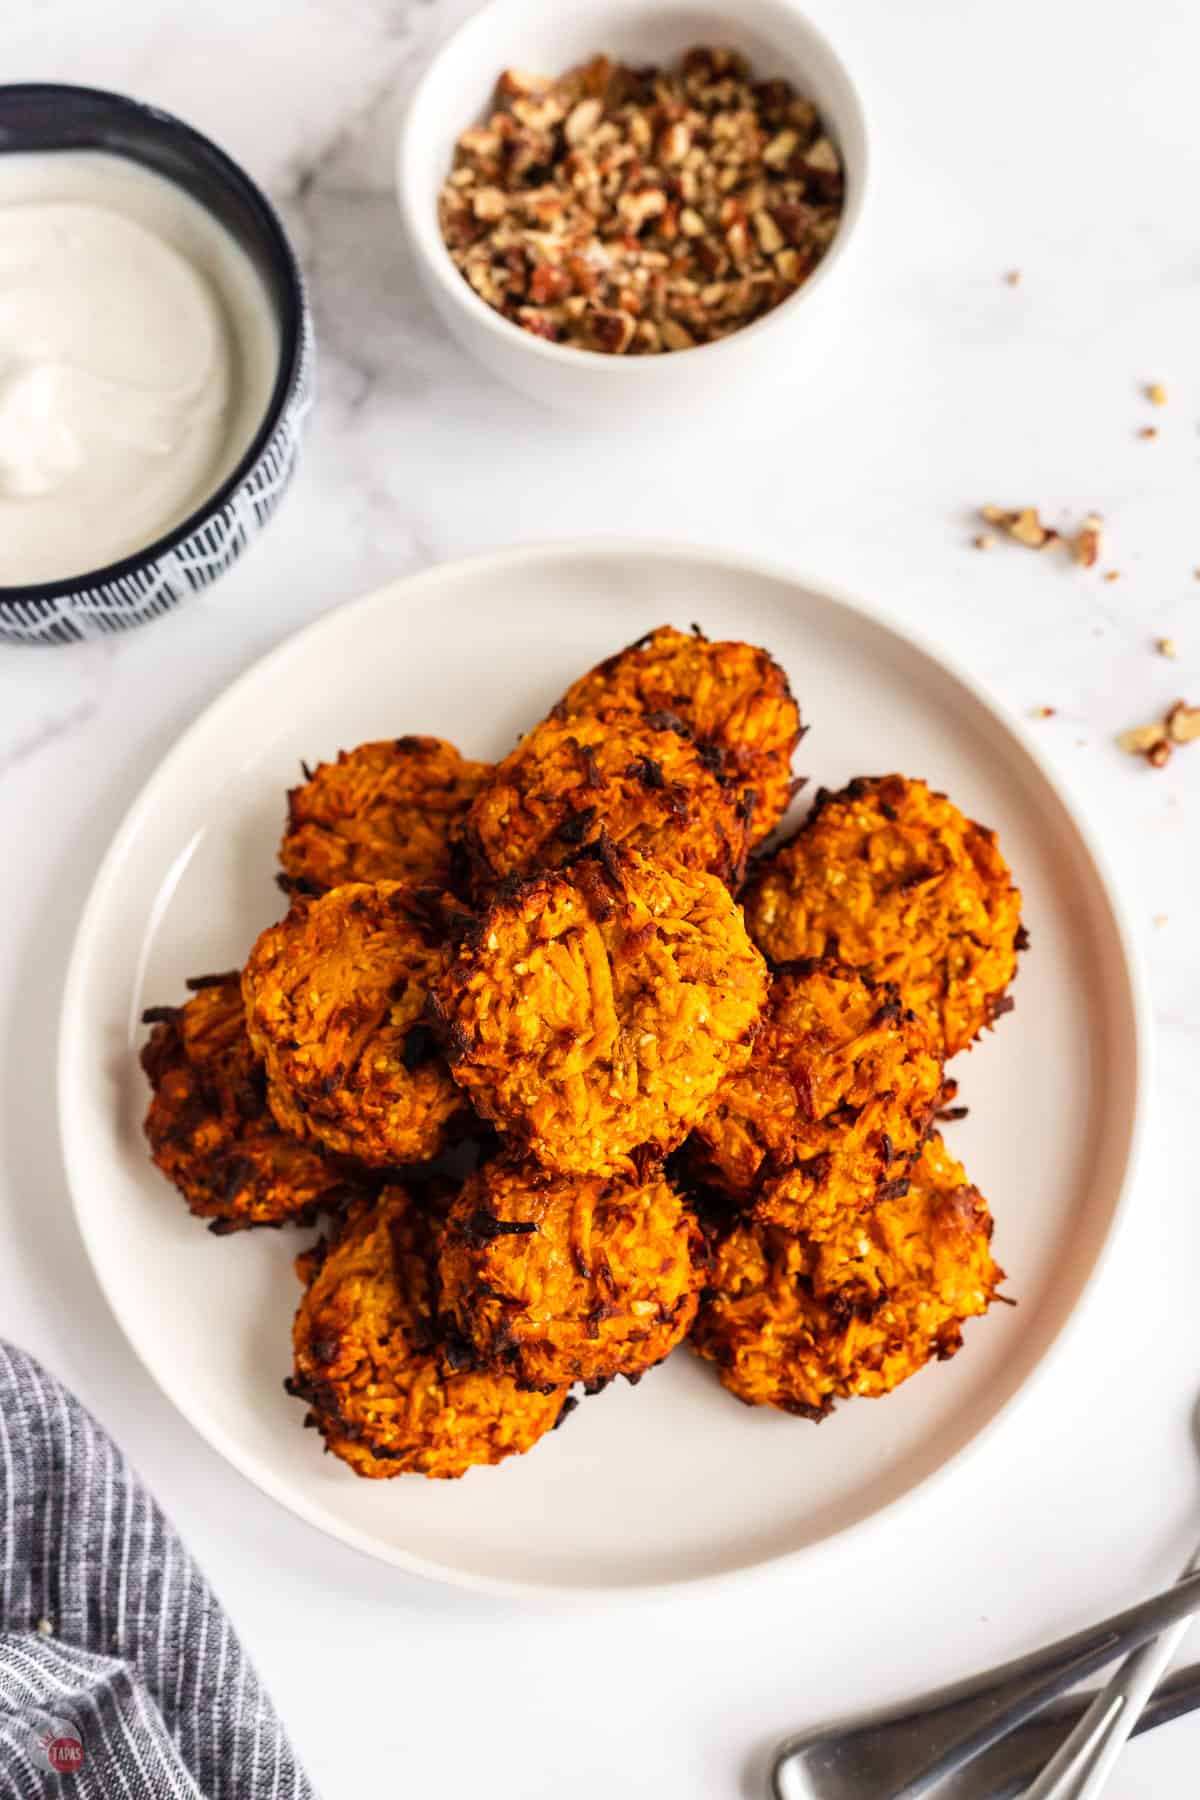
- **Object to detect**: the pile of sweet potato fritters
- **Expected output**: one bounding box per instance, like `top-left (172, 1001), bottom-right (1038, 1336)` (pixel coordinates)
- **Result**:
top-left (141, 624), bottom-right (1023, 1480)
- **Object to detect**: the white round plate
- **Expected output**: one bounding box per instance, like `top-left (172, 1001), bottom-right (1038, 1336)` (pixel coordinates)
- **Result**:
top-left (59, 541), bottom-right (1148, 1596)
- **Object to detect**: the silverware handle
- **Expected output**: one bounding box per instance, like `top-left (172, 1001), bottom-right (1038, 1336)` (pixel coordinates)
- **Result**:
top-left (907, 1661), bottom-right (1200, 1800)
top-left (1021, 1543), bottom-right (1200, 1800)
top-left (771, 1569), bottom-right (1200, 1800)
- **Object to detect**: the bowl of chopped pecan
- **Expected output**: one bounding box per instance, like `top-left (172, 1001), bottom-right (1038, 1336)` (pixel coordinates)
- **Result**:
top-left (398, 0), bottom-right (868, 418)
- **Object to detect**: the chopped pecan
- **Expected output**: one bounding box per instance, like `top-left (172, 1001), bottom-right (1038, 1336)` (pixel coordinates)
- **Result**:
top-left (438, 48), bottom-right (844, 353)
top-left (1116, 722), bottom-right (1168, 756)
top-left (1071, 514), bottom-right (1103, 567)
top-left (564, 98), bottom-right (602, 145)
top-left (980, 505), bottom-right (1058, 549)
top-left (978, 506), bottom-right (1115, 568)
top-left (1117, 700), bottom-right (1200, 764)
top-left (1166, 700), bottom-right (1200, 743)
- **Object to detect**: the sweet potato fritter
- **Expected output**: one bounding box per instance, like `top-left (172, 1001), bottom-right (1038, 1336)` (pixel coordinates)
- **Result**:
top-left (242, 882), bottom-right (468, 1169)
top-left (742, 775), bottom-right (1023, 1056)
top-left (460, 706), bottom-right (751, 893)
top-left (431, 844), bottom-right (769, 1178)
top-left (688, 959), bottom-right (943, 1225)
top-left (438, 1158), bottom-right (704, 1391)
top-left (804, 1134), bottom-right (1002, 1314)
top-left (140, 972), bottom-right (370, 1232)
top-left (691, 1134), bottom-right (1003, 1418)
top-left (279, 735), bottom-right (490, 896)
top-left (559, 625), bottom-right (801, 842)
top-left (289, 1186), bottom-right (568, 1479)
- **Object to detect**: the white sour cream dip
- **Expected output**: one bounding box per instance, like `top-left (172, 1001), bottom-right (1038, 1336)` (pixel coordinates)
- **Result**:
top-left (0, 151), bottom-right (280, 586)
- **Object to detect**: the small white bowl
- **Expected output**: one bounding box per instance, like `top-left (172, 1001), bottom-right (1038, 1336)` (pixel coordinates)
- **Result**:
top-left (397, 0), bottom-right (869, 421)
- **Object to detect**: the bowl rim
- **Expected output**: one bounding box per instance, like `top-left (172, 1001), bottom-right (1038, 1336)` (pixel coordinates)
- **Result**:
top-left (396, 0), bottom-right (870, 378)
top-left (0, 81), bottom-right (307, 608)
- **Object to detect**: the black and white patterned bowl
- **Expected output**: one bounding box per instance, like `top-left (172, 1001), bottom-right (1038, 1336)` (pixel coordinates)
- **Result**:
top-left (0, 85), bottom-right (313, 647)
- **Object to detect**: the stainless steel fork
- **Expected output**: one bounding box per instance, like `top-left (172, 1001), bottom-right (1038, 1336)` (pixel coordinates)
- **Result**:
top-left (922, 1661), bottom-right (1200, 1798)
top-left (771, 1569), bottom-right (1200, 1799)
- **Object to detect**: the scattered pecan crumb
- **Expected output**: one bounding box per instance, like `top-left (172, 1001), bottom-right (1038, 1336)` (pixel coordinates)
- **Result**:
top-left (438, 48), bottom-right (845, 354)
top-left (980, 505), bottom-right (1058, 549)
top-left (1116, 722), bottom-right (1168, 757)
top-left (1157, 637), bottom-right (1178, 659)
top-left (1071, 514), bottom-right (1103, 567)
top-left (977, 506), bottom-right (1116, 569)
top-left (1103, 570), bottom-right (1120, 583)
top-left (1146, 382), bottom-right (1167, 406)
top-left (1004, 269), bottom-right (1021, 286)
top-left (1138, 426), bottom-right (1158, 440)
top-left (972, 533), bottom-right (994, 550)
top-left (1031, 705), bottom-right (1056, 719)
top-left (1116, 699), bottom-right (1200, 765)
top-left (1166, 700), bottom-right (1200, 742)
top-left (1010, 510), bottom-right (1053, 548)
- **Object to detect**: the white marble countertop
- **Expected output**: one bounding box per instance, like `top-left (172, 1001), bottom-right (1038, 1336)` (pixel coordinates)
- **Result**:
top-left (4, 2), bottom-right (1200, 1794)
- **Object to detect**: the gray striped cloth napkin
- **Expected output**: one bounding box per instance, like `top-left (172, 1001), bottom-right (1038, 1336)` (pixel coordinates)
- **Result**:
top-left (0, 1341), bottom-right (315, 1797)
